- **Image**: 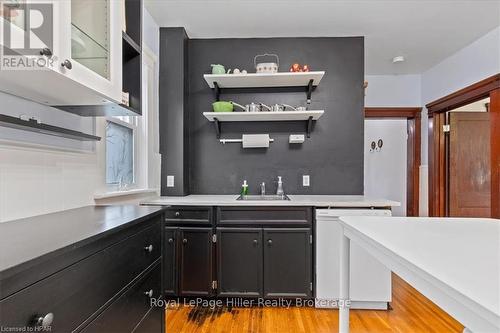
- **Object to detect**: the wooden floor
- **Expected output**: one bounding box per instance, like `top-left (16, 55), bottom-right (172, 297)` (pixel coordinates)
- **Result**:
top-left (165, 274), bottom-right (464, 333)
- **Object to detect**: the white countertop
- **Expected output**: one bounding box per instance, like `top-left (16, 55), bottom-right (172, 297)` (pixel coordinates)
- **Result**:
top-left (141, 195), bottom-right (400, 208)
top-left (339, 216), bottom-right (500, 329)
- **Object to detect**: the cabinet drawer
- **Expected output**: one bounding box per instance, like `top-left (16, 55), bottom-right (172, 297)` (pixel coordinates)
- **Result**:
top-left (165, 207), bottom-right (212, 225)
top-left (217, 207), bottom-right (312, 226)
top-left (0, 221), bottom-right (161, 332)
top-left (82, 262), bottom-right (161, 333)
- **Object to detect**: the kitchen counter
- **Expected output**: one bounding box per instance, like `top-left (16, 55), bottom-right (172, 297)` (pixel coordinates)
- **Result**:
top-left (0, 205), bottom-right (164, 277)
top-left (141, 195), bottom-right (400, 208)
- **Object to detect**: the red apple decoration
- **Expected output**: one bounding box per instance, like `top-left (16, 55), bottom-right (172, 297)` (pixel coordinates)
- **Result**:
top-left (303, 64), bottom-right (310, 72)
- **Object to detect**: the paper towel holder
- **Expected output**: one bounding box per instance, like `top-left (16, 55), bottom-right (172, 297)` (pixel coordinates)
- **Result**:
top-left (219, 134), bottom-right (274, 148)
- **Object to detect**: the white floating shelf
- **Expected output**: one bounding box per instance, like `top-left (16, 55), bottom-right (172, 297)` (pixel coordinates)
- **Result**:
top-left (203, 71), bottom-right (325, 89)
top-left (203, 110), bottom-right (324, 122)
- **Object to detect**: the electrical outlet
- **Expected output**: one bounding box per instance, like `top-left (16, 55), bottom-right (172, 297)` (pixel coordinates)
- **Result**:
top-left (167, 175), bottom-right (175, 187)
top-left (303, 175), bottom-right (310, 187)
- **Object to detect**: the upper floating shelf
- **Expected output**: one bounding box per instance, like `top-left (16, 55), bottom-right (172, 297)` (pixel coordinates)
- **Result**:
top-left (203, 71), bottom-right (325, 89)
top-left (203, 110), bottom-right (324, 122)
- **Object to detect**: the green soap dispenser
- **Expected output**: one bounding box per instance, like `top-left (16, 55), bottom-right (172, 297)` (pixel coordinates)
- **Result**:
top-left (241, 180), bottom-right (249, 196)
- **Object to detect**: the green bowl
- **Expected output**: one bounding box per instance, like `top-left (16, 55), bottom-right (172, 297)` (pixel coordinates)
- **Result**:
top-left (212, 101), bottom-right (234, 112)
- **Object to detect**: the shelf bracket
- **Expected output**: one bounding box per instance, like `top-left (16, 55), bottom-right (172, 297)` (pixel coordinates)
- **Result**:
top-left (306, 79), bottom-right (314, 104)
top-left (214, 117), bottom-right (221, 139)
top-left (306, 116), bottom-right (313, 138)
top-left (213, 82), bottom-right (221, 101)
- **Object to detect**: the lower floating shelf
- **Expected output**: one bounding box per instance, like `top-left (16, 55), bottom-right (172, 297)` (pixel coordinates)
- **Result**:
top-left (203, 110), bottom-right (324, 122)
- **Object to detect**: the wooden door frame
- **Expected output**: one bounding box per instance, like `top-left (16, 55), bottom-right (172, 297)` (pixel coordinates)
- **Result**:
top-left (425, 73), bottom-right (500, 218)
top-left (365, 107), bottom-right (422, 217)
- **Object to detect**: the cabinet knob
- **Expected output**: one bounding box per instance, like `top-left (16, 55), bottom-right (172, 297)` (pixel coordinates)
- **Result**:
top-left (35, 313), bottom-right (54, 328)
top-left (39, 48), bottom-right (52, 57)
top-left (144, 289), bottom-right (153, 298)
top-left (175, 211), bottom-right (180, 217)
top-left (267, 239), bottom-right (273, 246)
top-left (168, 238), bottom-right (174, 243)
top-left (253, 239), bottom-right (258, 245)
top-left (144, 244), bottom-right (153, 253)
top-left (182, 239), bottom-right (188, 244)
top-left (61, 59), bottom-right (72, 69)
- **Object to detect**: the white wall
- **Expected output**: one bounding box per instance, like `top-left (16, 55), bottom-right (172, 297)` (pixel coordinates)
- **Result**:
top-left (0, 9), bottom-right (160, 222)
top-left (364, 119), bottom-right (407, 216)
top-left (365, 74), bottom-right (421, 107)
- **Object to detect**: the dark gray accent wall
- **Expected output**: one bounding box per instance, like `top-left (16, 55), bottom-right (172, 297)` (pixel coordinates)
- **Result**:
top-left (186, 37), bottom-right (364, 195)
top-left (159, 28), bottom-right (190, 195)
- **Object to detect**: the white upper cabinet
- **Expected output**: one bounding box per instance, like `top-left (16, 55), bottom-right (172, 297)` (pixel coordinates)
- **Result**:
top-left (0, 0), bottom-right (123, 108)
top-left (58, 0), bottom-right (122, 103)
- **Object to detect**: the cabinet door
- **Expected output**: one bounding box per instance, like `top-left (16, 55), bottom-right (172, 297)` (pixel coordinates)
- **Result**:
top-left (179, 228), bottom-right (213, 296)
top-left (263, 228), bottom-right (312, 298)
top-left (58, 0), bottom-right (122, 103)
top-left (164, 227), bottom-right (178, 296)
top-left (217, 228), bottom-right (263, 297)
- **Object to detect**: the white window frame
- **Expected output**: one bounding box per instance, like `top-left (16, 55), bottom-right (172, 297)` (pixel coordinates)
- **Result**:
top-left (101, 44), bottom-right (159, 195)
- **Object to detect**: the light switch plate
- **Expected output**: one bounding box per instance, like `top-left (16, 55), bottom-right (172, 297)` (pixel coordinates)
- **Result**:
top-left (303, 175), bottom-right (310, 187)
top-left (167, 175), bottom-right (175, 187)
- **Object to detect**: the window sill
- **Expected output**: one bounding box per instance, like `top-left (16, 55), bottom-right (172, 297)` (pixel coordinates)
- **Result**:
top-left (93, 188), bottom-right (158, 200)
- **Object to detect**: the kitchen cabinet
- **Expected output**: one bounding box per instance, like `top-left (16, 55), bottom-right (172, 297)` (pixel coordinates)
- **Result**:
top-left (0, 0), bottom-right (142, 116)
top-left (58, 0), bottom-right (122, 104)
top-left (163, 207), bottom-right (215, 297)
top-left (0, 206), bottom-right (164, 333)
top-left (164, 227), bottom-right (178, 296)
top-left (179, 227), bottom-right (213, 296)
top-left (163, 206), bottom-right (313, 299)
top-left (217, 228), bottom-right (263, 297)
top-left (216, 207), bottom-right (313, 299)
top-left (263, 228), bottom-right (312, 298)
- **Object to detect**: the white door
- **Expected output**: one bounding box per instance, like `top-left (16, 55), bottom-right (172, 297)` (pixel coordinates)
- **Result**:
top-left (58, 0), bottom-right (122, 104)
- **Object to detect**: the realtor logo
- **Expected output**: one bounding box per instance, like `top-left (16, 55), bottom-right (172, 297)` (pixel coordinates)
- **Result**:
top-left (1, 1), bottom-right (55, 70)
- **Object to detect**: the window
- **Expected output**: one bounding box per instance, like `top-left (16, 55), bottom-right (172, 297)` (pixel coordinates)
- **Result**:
top-left (105, 117), bottom-right (136, 186)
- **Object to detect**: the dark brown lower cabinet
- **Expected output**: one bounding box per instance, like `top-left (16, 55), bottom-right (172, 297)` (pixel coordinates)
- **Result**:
top-left (164, 227), bottom-right (178, 296)
top-left (263, 228), bottom-right (312, 298)
top-left (164, 207), bottom-right (313, 300)
top-left (179, 228), bottom-right (213, 296)
top-left (163, 226), bottom-right (214, 296)
top-left (217, 228), bottom-right (263, 297)
top-left (216, 227), bottom-right (312, 299)
top-left (81, 262), bottom-right (161, 333)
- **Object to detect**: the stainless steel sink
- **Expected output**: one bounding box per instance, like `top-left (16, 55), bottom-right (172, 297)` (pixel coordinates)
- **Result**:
top-left (237, 194), bottom-right (291, 201)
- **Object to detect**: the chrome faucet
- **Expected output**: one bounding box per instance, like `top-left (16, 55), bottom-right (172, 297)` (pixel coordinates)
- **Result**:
top-left (260, 182), bottom-right (266, 196)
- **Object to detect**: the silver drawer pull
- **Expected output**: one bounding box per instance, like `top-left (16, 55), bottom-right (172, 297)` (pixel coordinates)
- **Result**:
top-left (36, 313), bottom-right (54, 327)
top-left (144, 244), bottom-right (153, 253)
top-left (168, 238), bottom-right (174, 243)
top-left (144, 289), bottom-right (153, 298)
top-left (175, 211), bottom-right (180, 217)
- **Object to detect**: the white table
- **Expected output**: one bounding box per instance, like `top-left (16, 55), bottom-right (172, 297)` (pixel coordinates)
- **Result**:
top-left (338, 217), bottom-right (500, 333)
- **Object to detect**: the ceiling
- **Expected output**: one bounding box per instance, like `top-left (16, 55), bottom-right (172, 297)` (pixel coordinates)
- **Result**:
top-left (145, 0), bottom-right (500, 75)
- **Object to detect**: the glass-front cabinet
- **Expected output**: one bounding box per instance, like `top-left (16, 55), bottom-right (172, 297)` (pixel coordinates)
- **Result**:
top-left (59, 0), bottom-right (122, 104)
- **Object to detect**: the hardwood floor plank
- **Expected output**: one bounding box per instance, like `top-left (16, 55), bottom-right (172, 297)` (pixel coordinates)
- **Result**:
top-left (165, 274), bottom-right (464, 332)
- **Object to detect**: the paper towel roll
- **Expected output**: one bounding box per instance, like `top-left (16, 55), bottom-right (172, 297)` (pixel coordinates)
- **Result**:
top-left (242, 134), bottom-right (270, 148)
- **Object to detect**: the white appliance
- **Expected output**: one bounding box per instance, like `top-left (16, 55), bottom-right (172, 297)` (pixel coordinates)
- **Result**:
top-left (315, 209), bottom-right (392, 310)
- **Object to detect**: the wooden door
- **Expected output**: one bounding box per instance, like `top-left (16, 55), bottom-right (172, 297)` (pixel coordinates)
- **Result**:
top-left (179, 227), bottom-right (214, 296)
top-left (263, 228), bottom-right (312, 298)
top-left (449, 112), bottom-right (491, 217)
top-left (216, 228), bottom-right (263, 297)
